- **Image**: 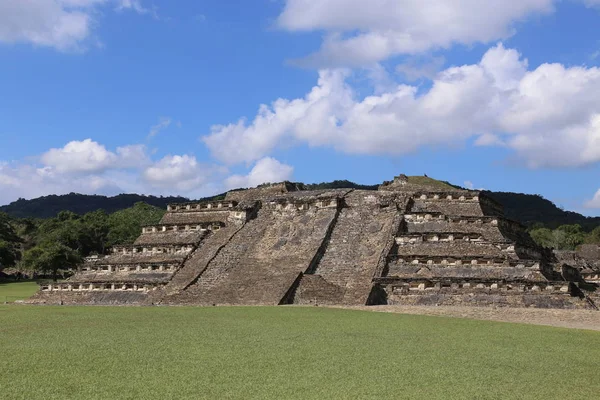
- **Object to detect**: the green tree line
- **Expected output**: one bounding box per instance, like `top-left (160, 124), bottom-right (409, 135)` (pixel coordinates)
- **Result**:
top-left (528, 224), bottom-right (600, 251)
top-left (0, 202), bottom-right (165, 280)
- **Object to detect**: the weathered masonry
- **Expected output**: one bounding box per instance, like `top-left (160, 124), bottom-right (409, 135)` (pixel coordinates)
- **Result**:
top-left (29, 175), bottom-right (600, 309)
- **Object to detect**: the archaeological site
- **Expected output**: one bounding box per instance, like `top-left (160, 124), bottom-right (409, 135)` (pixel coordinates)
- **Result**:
top-left (29, 174), bottom-right (600, 309)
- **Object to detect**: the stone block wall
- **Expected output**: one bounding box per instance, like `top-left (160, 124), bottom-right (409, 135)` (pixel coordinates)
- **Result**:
top-left (181, 200), bottom-right (339, 305)
top-left (382, 280), bottom-right (588, 309)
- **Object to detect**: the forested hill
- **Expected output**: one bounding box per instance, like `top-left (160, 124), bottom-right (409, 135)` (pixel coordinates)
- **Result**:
top-left (1, 182), bottom-right (599, 230)
top-left (0, 193), bottom-right (192, 219)
top-left (483, 192), bottom-right (600, 230)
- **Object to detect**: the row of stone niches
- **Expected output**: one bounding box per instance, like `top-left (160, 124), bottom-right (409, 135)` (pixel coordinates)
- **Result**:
top-left (404, 214), bottom-right (499, 225)
top-left (141, 222), bottom-right (223, 234)
top-left (581, 272), bottom-right (600, 282)
top-left (391, 281), bottom-right (570, 293)
top-left (111, 245), bottom-right (194, 255)
top-left (266, 199), bottom-right (338, 211)
top-left (396, 233), bottom-right (484, 244)
top-left (415, 193), bottom-right (479, 201)
top-left (81, 264), bottom-right (178, 273)
top-left (392, 256), bottom-right (540, 267)
top-left (167, 201), bottom-right (237, 212)
top-left (41, 283), bottom-right (156, 292)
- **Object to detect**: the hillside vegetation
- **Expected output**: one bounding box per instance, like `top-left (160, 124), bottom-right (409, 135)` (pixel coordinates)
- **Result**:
top-left (484, 191), bottom-right (600, 230)
top-left (0, 193), bottom-right (190, 219)
top-left (0, 203), bottom-right (165, 278)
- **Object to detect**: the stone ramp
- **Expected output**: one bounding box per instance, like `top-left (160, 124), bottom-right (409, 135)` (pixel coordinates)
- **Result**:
top-left (291, 274), bottom-right (345, 305)
top-left (297, 192), bottom-right (402, 305)
top-left (182, 205), bottom-right (338, 305)
top-left (190, 257), bottom-right (305, 305)
top-left (160, 225), bottom-right (243, 301)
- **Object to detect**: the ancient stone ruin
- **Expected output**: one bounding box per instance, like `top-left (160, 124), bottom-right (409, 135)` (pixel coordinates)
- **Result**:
top-left (29, 175), bottom-right (599, 309)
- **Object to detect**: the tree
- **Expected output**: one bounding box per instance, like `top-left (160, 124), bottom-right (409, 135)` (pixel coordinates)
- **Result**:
top-left (585, 226), bottom-right (600, 244)
top-left (529, 224), bottom-right (587, 251)
top-left (33, 210), bottom-right (109, 257)
top-left (556, 224), bottom-right (585, 250)
top-left (80, 210), bottom-right (109, 255)
top-left (12, 218), bottom-right (41, 252)
top-left (21, 242), bottom-right (82, 281)
top-left (529, 228), bottom-right (554, 249)
top-left (0, 212), bottom-right (22, 270)
top-left (107, 202), bottom-right (165, 246)
top-left (36, 211), bottom-right (82, 250)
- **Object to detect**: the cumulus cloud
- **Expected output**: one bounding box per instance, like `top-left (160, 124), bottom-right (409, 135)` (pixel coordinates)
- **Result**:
top-left (585, 189), bottom-right (600, 208)
top-left (0, 0), bottom-right (149, 51)
top-left (142, 155), bottom-right (214, 192)
top-left (474, 133), bottom-right (506, 147)
top-left (203, 69), bottom-right (353, 164)
top-left (225, 158), bottom-right (294, 189)
top-left (277, 0), bottom-right (600, 67)
top-left (0, 138), bottom-right (155, 203)
top-left (396, 56), bottom-right (446, 81)
top-left (277, 0), bottom-right (556, 67)
top-left (202, 43), bottom-right (600, 169)
top-left (40, 139), bottom-right (148, 173)
top-left (0, 161), bottom-right (132, 205)
top-left (0, 139), bottom-right (230, 205)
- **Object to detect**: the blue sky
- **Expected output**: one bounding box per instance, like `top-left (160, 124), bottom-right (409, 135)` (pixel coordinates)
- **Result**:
top-left (1, 0), bottom-right (600, 216)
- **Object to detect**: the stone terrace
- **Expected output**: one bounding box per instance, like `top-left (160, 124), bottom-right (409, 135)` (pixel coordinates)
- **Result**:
top-left (28, 175), bottom-right (600, 309)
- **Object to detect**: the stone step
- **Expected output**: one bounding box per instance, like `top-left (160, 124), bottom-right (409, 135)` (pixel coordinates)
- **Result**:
top-left (305, 196), bottom-right (401, 305)
top-left (161, 225), bottom-right (243, 297)
top-left (292, 274), bottom-right (344, 305)
top-left (183, 206), bottom-right (338, 305)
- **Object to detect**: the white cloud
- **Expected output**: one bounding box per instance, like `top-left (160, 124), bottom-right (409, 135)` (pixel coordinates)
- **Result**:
top-left (225, 157), bottom-right (294, 189)
top-left (475, 133), bottom-right (506, 147)
top-left (40, 139), bottom-right (148, 173)
top-left (142, 155), bottom-right (213, 192)
top-left (277, 0), bottom-right (600, 67)
top-left (277, 0), bottom-right (556, 67)
top-left (203, 43), bottom-right (600, 169)
top-left (0, 0), bottom-right (149, 51)
top-left (464, 181), bottom-right (474, 190)
top-left (115, 0), bottom-right (146, 13)
top-left (396, 56), bottom-right (446, 82)
top-left (0, 139), bottom-right (231, 204)
top-left (203, 69), bottom-right (353, 164)
top-left (585, 189), bottom-right (600, 208)
top-left (0, 161), bottom-right (131, 205)
top-left (115, 0), bottom-right (158, 19)
top-left (148, 117), bottom-right (173, 138)
top-left (583, 0), bottom-right (600, 6)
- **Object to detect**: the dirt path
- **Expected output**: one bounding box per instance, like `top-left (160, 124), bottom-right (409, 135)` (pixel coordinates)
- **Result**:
top-left (332, 305), bottom-right (600, 331)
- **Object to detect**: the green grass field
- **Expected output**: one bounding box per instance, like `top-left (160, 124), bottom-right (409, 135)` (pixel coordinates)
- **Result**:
top-left (0, 281), bottom-right (39, 303)
top-left (1, 305), bottom-right (599, 399)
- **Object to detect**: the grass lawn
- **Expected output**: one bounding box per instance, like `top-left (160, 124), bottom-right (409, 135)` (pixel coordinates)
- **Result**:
top-left (1, 306), bottom-right (599, 400)
top-left (0, 281), bottom-right (39, 303)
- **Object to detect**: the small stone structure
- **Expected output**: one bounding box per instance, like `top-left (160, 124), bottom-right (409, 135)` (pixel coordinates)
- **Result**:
top-left (29, 175), bottom-right (599, 309)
